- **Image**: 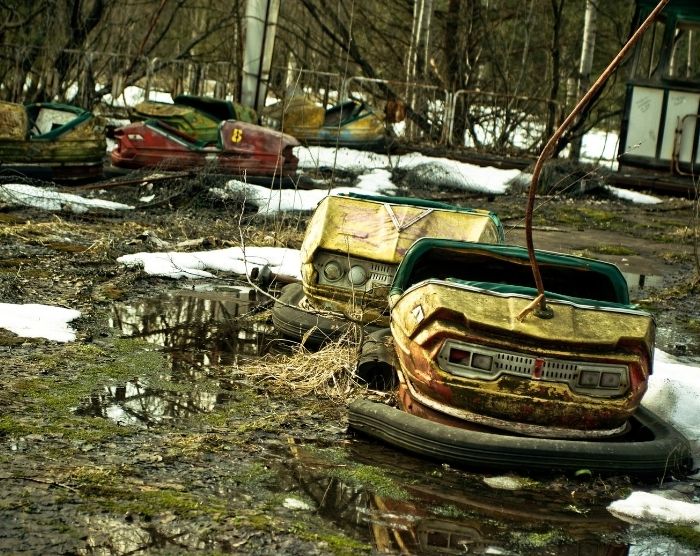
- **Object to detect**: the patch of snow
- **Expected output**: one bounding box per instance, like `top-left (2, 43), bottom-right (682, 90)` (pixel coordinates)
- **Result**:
top-left (643, 350), bottom-right (700, 465)
top-left (608, 491), bottom-right (700, 526)
top-left (605, 185), bottom-right (661, 205)
top-left (295, 146), bottom-right (522, 195)
top-left (102, 86), bottom-right (172, 107)
top-left (580, 129), bottom-right (620, 169)
top-left (212, 177), bottom-right (392, 215)
top-left (117, 246), bottom-right (301, 282)
top-left (0, 183), bottom-right (133, 213)
top-left (212, 180), bottom-right (350, 214)
top-left (355, 168), bottom-right (395, 193)
top-left (0, 303), bottom-right (80, 342)
top-left (282, 497), bottom-right (313, 511)
top-left (483, 476), bottom-right (535, 490)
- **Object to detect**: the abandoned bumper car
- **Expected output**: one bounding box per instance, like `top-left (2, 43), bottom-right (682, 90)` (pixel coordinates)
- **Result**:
top-left (129, 94), bottom-right (258, 144)
top-left (0, 100), bottom-right (106, 180)
top-left (349, 239), bottom-right (692, 476)
top-left (110, 117), bottom-right (300, 184)
top-left (262, 96), bottom-right (392, 150)
top-left (271, 193), bottom-right (505, 346)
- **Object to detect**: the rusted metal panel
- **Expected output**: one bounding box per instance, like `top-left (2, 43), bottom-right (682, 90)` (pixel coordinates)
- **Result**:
top-left (133, 101), bottom-right (220, 143)
top-left (110, 120), bottom-right (299, 177)
top-left (301, 196), bottom-right (499, 267)
top-left (392, 280), bottom-right (655, 354)
top-left (0, 101), bottom-right (28, 140)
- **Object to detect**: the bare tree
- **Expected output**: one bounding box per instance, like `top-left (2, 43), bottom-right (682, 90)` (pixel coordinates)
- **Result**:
top-left (0, 0), bottom-right (246, 108)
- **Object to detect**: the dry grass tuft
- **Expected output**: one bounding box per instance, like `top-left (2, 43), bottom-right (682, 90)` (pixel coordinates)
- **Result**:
top-left (242, 332), bottom-right (367, 402)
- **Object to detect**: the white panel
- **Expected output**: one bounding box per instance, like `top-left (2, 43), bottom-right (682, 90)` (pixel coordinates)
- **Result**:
top-left (624, 86), bottom-right (664, 159)
top-left (659, 90), bottom-right (700, 162)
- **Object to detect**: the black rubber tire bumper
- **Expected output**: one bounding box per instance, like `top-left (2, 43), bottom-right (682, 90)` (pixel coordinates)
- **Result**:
top-left (272, 282), bottom-right (359, 347)
top-left (348, 398), bottom-right (693, 478)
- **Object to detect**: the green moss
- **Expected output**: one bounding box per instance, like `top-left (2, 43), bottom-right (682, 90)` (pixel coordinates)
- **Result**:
top-left (331, 464), bottom-right (408, 501)
top-left (590, 244), bottom-right (636, 256)
top-left (292, 522), bottom-right (372, 555)
top-left (432, 504), bottom-right (471, 519)
top-left (2, 339), bottom-right (166, 442)
top-left (301, 446), bottom-right (408, 500)
top-left (512, 529), bottom-right (568, 549)
top-left (534, 207), bottom-right (582, 227)
top-left (655, 525), bottom-right (700, 549)
top-left (229, 462), bottom-right (277, 489)
top-left (660, 251), bottom-right (695, 264)
top-left (232, 511), bottom-right (274, 531)
top-left (69, 466), bottom-right (221, 518)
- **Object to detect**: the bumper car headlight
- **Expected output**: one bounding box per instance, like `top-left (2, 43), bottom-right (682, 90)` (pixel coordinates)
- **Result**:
top-left (348, 264), bottom-right (368, 286)
top-left (323, 260), bottom-right (344, 282)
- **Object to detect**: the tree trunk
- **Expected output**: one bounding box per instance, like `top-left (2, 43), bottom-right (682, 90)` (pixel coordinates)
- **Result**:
top-left (569, 0), bottom-right (598, 160)
top-left (406, 0), bottom-right (433, 82)
top-left (545, 0), bottom-right (565, 146)
top-left (446, 0), bottom-right (483, 145)
top-left (416, 0), bottom-right (433, 80)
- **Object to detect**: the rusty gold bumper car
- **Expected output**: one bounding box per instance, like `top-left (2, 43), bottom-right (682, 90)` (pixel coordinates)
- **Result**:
top-left (271, 193), bottom-right (505, 346)
top-left (0, 101), bottom-right (105, 180)
top-left (349, 238), bottom-right (692, 476)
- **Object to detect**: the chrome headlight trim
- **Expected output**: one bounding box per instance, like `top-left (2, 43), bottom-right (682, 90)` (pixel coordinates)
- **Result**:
top-left (437, 340), bottom-right (630, 397)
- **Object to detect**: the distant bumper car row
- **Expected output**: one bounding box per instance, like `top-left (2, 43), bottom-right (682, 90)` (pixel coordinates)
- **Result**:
top-left (271, 192), bottom-right (693, 477)
top-left (0, 95), bottom-right (391, 182)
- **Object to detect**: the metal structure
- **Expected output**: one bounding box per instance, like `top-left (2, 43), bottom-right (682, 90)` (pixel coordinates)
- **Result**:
top-left (619, 0), bottom-right (700, 178)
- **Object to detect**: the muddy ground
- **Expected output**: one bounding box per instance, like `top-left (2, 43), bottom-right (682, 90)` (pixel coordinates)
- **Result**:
top-left (0, 171), bottom-right (699, 555)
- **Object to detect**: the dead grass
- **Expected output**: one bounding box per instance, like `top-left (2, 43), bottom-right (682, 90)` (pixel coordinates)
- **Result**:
top-left (241, 332), bottom-right (367, 402)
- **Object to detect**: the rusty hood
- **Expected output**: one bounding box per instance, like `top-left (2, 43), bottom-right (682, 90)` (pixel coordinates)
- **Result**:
top-left (300, 194), bottom-right (504, 267)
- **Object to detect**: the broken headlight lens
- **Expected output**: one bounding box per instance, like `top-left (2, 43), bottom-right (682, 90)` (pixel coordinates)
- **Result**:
top-left (448, 348), bottom-right (471, 365)
top-left (471, 353), bottom-right (493, 371)
top-left (575, 366), bottom-right (628, 396)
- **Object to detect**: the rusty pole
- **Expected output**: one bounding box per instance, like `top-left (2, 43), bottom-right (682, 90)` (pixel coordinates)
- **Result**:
top-left (523, 0), bottom-right (670, 319)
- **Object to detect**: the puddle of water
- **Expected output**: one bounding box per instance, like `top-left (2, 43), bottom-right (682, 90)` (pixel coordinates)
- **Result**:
top-left (74, 379), bottom-right (234, 426)
top-left (76, 285), bottom-right (279, 426)
top-left (622, 271), bottom-right (664, 300)
top-left (280, 442), bottom-right (632, 555)
top-left (109, 284), bottom-right (276, 363)
top-left (66, 283), bottom-right (699, 554)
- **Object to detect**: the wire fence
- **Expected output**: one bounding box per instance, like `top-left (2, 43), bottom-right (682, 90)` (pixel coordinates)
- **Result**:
top-left (0, 44), bottom-right (560, 155)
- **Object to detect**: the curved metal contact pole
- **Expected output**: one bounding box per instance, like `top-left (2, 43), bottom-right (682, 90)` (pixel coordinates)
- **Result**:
top-left (523, 0), bottom-right (670, 320)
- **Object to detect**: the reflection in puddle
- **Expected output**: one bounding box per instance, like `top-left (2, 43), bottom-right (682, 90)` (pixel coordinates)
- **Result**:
top-left (76, 285), bottom-right (278, 426)
top-left (285, 444), bottom-right (631, 555)
top-left (622, 272), bottom-right (663, 300)
top-left (74, 380), bottom-right (232, 426)
top-left (109, 284), bottom-right (276, 364)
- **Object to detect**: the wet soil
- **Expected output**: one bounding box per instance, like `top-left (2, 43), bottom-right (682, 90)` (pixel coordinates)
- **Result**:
top-left (1, 173), bottom-right (699, 555)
